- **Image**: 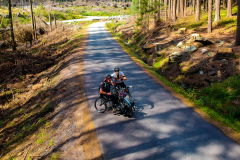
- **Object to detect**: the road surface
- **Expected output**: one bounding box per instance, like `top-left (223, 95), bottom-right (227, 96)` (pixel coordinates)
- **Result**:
top-left (83, 22), bottom-right (240, 160)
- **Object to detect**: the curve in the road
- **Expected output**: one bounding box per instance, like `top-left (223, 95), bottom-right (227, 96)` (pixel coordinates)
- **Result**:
top-left (83, 22), bottom-right (240, 160)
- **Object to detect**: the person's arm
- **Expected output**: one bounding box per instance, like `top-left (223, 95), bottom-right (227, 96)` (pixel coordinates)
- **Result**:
top-left (100, 88), bottom-right (112, 95)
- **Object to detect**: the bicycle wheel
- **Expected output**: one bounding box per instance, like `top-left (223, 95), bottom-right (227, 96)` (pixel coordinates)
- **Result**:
top-left (95, 98), bottom-right (107, 113)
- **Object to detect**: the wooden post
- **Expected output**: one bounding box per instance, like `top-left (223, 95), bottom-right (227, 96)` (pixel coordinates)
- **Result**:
top-left (29, 0), bottom-right (35, 40)
top-left (49, 12), bottom-right (52, 31)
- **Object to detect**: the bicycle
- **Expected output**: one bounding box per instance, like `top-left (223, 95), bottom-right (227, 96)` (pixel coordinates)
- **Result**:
top-left (95, 86), bottom-right (135, 117)
top-left (111, 85), bottom-right (135, 111)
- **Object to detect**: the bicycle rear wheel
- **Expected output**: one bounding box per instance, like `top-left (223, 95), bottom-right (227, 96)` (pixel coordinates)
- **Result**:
top-left (95, 98), bottom-right (107, 113)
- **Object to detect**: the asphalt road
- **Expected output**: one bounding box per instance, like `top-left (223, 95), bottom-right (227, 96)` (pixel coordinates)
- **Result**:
top-left (83, 22), bottom-right (240, 160)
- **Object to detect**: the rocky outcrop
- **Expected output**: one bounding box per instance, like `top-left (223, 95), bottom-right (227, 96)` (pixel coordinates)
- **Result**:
top-left (215, 48), bottom-right (235, 60)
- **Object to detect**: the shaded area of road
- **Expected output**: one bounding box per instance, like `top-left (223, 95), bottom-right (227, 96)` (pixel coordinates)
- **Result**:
top-left (83, 22), bottom-right (240, 160)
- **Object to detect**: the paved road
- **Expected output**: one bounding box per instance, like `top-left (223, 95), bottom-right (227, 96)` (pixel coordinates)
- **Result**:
top-left (60, 15), bottom-right (130, 23)
top-left (83, 22), bottom-right (240, 160)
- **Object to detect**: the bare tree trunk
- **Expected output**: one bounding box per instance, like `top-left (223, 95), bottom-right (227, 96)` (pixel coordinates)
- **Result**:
top-left (168, 0), bottom-right (171, 18)
top-left (184, 0), bottom-right (187, 16)
top-left (54, 14), bottom-right (57, 28)
top-left (176, 0), bottom-right (179, 16)
top-left (223, 0), bottom-right (226, 8)
top-left (49, 12), bottom-right (52, 31)
top-left (215, 0), bottom-right (220, 21)
top-left (196, 0), bottom-right (201, 21)
top-left (165, 0), bottom-right (167, 20)
top-left (34, 16), bottom-right (37, 40)
top-left (193, 0), bottom-right (195, 14)
top-left (208, 0), bottom-right (212, 33)
top-left (8, 0), bottom-right (16, 51)
top-left (180, 0), bottom-right (183, 16)
top-left (235, 0), bottom-right (240, 45)
top-left (172, 0), bottom-right (177, 21)
top-left (29, 0), bottom-right (35, 41)
top-left (153, 0), bottom-right (156, 27)
top-left (227, 0), bottom-right (232, 17)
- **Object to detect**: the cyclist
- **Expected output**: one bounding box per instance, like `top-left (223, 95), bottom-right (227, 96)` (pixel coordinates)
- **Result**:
top-left (111, 67), bottom-right (128, 92)
top-left (99, 74), bottom-right (119, 111)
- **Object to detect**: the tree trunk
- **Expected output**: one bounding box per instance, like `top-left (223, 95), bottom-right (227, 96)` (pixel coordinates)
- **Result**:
top-left (153, 0), bottom-right (156, 27)
top-left (215, 0), bottom-right (220, 21)
top-left (165, 0), bottom-right (167, 20)
top-left (180, 0), bottom-right (183, 16)
top-left (172, 0), bottom-right (177, 21)
top-left (193, 0), bottom-right (195, 14)
top-left (168, 0), bottom-right (171, 19)
top-left (54, 14), bottom-right (57, 28)
top-left (223, 0), bottom-right (226, 8)
top-left (49, 12), bottom-right (52, 31)
top-left (176, 0), bottom-right (179, 15)
top-left (139, 0), bottom-right (141, 12)
top-left (208, 0), bottom-right (212, 33)
top-left (227, 0), bottom-right (232, 17)
top-left (8, 0), bottom-right (16, 51)
top-left (29, 0), bottom-right (35, 41)
top-left (235, 0), bottom-right (240, 45)
top-left (34, 16), bottom-right (37, 40)
top-left (184, 0), bottom-right (187, 16)
top-left (196, 0), bottom-right (201, 21)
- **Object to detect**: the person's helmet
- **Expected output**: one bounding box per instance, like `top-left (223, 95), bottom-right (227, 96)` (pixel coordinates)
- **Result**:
top-left (106, 74), bottom-right (111, 79)
top-left (114, 67), bottom-right (120, 72)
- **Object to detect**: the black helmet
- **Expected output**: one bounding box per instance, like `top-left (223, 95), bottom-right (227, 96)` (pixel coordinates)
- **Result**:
top-left (114, 67), bottom-right (120, 72)
top-left (106, 74), bottom-right (111, 79)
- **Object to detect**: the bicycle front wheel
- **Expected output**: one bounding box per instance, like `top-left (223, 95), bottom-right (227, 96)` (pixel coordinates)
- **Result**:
top-left (95, 98), bottom-right (107, 113)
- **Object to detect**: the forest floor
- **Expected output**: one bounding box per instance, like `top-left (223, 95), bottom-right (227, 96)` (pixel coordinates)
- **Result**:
top-left (107, 11), bottom-right (240, 144)
top-left (0, 21), bottom-right (103, 160)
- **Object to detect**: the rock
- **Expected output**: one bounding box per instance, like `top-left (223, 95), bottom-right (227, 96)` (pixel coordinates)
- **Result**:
top-left (178, 28), bottom-right (187, 34)
top-left (177, 41), bottom-right (184, 48)
top-left (190, 33), bottom-right (200, 42)
top-left (195, 37), bottom-right (213, 45)
top-left (208, 71), bottom-right (217, 76)
top-left (193, 42), bottom-right (203, 48)
top-left (199, 71), bottom-right (204, 74)
top-left (215, 40), bottom-right (222, 43)
top-left (202, 48), bottom-right (208, 54)
top-left (185, 45), bottom-right (197, 52)
top-left (208, 52), bottom-right (214, 56)
top-left (169, 52), bottom-right (183, 61)
top-left (227, 44), bottom-right (232, 48)
top-left (217, 41), bottom-right (224, 47)
top-left (215, 48), bottom-right (234, 60)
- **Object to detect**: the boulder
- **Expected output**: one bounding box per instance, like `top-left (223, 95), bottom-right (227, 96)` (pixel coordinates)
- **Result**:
top-left (184, 45), bottom-right (197, 52)
top-left (194, 37), bottom-right (213, 45)
top-left (169, 52), bottom-right (183, 61)
top-left (178, 28), bottom-right (187, 34)
top-left (189, 33), bottom-right (200, 42)
top-left (193, 42), bottom-right (203, 48)
top-left (201, 48), bottom-right (208, 54)
top-left (215, 48), bottom-right (235, 60)
top-left (177, 41), bottom-right (184, 48)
